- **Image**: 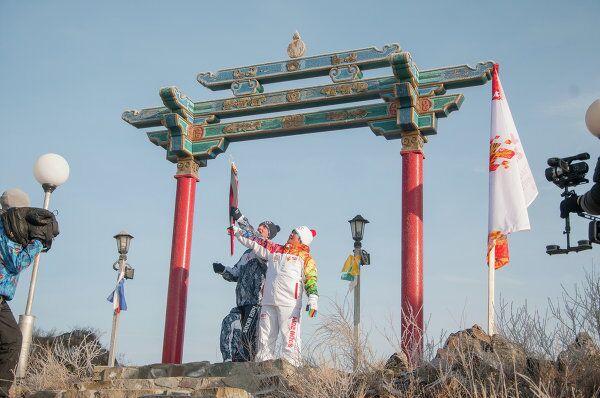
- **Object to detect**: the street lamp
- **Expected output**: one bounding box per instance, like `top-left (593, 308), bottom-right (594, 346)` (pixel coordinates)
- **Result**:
top-left (586, 98), bottom-right (600, 138)
top-left (348, 215), bottom-right (369, 370)
top-left (17, 153), bottom-right (70, 378)
top-left (349, 215), bottom-right (369, 242)
top-left (108, 231), bottom-right (134, 367)
top-left (115, 230), bottom-right (134, 255)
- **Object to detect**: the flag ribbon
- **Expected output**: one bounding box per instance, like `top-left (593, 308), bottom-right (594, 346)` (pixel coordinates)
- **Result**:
top-left (487, 231), bottom-right (509, 270)
top-left (107, 271), bottom-right (127, 314)
top-left (340, 254), bottom-right (360, 281)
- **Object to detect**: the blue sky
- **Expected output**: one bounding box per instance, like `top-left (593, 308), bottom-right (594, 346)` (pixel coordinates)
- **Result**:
top-left (1, 0), bottom-right (599, 365)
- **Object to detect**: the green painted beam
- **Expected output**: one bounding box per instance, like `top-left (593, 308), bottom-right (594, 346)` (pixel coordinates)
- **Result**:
top-left (196, 44), bottom-right (401, 90)
top-left (123, 77), bottom-right (398, 128)
top-left (123, 60), bottom-right (490, 130)
top-left (151, 92), bottom-right (463, 162)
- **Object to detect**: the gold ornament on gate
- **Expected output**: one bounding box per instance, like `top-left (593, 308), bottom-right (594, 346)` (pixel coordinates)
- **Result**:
top-left (287, 31), bottom-right (306, 59)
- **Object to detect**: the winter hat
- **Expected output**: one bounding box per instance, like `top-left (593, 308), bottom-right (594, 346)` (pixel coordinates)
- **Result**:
top-left (295, 226), bottom-right (316, 246)
top-left (1, 188), bottom-right (30, 210)
top-left (260, 221), bottom-right (280, 239)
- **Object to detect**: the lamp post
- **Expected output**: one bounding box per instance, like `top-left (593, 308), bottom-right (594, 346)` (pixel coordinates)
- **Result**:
top-left (17, 153), bottom-right (70, 378)
top-left (108, 231), bottom-right (134, 367)
top-left (586, 99), bottom-right (600, 138)
top-left (348, 215), bottom-right (369, 370)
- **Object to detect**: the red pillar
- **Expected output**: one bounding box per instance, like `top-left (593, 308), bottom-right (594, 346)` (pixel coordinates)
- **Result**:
top-left (400, 135), bottom-right (424, 363)
top-left (162, 159), bottom-right (199, 364)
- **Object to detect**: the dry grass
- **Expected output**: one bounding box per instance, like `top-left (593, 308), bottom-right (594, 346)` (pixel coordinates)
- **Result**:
top-left (15, 329), bottom-right (105, 395)
top-left (270, 267), bottom-right (600, 398)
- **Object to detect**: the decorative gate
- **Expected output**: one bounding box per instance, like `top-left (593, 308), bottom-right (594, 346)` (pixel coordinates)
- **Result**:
top-left (123, 38), bottom-right (493, 363)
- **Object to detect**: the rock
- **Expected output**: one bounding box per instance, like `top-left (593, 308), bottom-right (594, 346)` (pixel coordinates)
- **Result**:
top-left (490, 333), bottom-right (528, 376)
top-left (437, 325), bottom-right (491, 360)
top-left (557, 332), bottom-right (600, 370)
top-left (191, 387), bottom-right (251, 397)
top-left (556, 332), bottom-right (600, 397)
top-left (435, 325), bottom-right (527, 380)
top-left (413, 361), bottom-right (441, 385)
top-left (384, 351), bottom-right (410, 374)
top-left (436, 325), bottom-right (491, 374)
top-left (526, 357), bottom-right (558, 386)
top-left (154, 377), bottom-right (183, 389)
top-left (423, 374), bottom-right (463, 398)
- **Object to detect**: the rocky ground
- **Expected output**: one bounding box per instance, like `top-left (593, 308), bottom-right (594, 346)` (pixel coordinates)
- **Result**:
top-left (381, 325), bottom-right (600, 397)
top-left (21, 325), bottom-right (600, 398)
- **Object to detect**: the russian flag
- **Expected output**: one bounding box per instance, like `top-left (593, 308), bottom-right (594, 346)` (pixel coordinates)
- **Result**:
top-left (107, 277), bottom-right (127, 313)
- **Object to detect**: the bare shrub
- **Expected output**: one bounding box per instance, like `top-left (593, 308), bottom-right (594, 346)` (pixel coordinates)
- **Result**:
top-left (17, 329), bottom-right (105, 394)
top-left (549, 267), bottom-right (600, 344)
top-left (496, 299), bottom-right (559, 358)
top-left (495, 266), bottom-right (600, 397)
top-left (378, 306), bottom-right (448, 364)
top-left (303, 298), bottom-right (375, 372)
top-left (497, 267), bottom-right (600, 359)
top-left (267, 299), bottom-right (382, 398)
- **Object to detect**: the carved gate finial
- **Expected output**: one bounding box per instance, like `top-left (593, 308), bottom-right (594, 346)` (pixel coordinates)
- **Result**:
top-left (287, 31), bottom-right (306, 59)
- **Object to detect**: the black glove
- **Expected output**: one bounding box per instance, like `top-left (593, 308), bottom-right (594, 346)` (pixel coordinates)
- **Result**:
top-left (29, 227), bottom-right (52, 252)
top-left (213, 262), bottom-right (225, 273)
top-left (230, 207), bottom-right (242, 221)
top-left (560, 195), bottom-right (582, 218)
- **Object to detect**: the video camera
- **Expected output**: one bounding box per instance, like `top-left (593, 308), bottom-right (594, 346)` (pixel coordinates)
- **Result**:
top-left (545, 152), bottom-right (600, 255)
top-left (545, 153), bottom-right (590, 189)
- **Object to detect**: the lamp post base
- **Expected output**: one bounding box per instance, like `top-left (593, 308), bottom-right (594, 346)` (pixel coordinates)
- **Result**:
top-left (16, 314), bottom-right (36, 379)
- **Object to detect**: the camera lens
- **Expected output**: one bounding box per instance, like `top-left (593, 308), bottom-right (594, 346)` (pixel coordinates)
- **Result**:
top-left (545, 167), bottom-right (561, 182)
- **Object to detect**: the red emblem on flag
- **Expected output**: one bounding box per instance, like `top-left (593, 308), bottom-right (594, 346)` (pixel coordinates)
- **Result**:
top-left (489, 135), bottom-right (515, 171)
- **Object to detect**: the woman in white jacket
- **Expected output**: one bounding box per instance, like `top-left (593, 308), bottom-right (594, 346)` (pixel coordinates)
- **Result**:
top-left (233, 222), bottom-right (318, 366)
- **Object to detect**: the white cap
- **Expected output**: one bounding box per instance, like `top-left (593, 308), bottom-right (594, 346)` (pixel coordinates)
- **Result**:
top-left (295, 226), bottom-right (316, 246)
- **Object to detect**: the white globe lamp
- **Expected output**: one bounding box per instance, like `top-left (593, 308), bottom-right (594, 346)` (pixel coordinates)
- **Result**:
top-left (33, 153), bottom-right (70, 190)
top-left (585, 99), bottom-right (600, 139)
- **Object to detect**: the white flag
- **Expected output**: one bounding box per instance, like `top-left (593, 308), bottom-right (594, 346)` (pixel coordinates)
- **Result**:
top-left (488, 64), bottom-right (538, 269)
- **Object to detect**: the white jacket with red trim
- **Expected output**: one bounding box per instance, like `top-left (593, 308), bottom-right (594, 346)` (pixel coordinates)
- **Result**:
top-left (234, 227), bottom-right (318, 308)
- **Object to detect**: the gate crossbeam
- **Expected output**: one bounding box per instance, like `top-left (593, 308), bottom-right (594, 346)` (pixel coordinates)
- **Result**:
top-left (122, 44), bottom-right (492, 165)
top-left (144, 93), bottom-right (464, 162)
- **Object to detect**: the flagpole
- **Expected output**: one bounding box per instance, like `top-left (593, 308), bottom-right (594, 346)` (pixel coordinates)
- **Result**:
top-left (108, 256), bottom-right (126, 367)
top-left (487, 245), bottom-right (495, 336)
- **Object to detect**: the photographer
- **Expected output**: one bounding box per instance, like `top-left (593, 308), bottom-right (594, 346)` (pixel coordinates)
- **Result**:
top-left (561, 156), bottom-right (600, 217)
top-left (0, 189), bottom-right (59, 397)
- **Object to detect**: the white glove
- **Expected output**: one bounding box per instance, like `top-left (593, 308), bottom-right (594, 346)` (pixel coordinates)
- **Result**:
top-left (306, 294), bottom-right (318, 317)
